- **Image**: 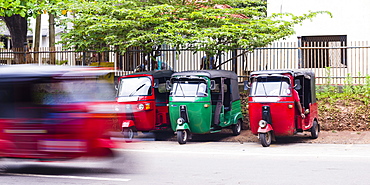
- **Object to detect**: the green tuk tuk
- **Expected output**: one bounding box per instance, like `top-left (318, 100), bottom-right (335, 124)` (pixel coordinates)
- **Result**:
top-left (168, 70), bottom-right (243, 144)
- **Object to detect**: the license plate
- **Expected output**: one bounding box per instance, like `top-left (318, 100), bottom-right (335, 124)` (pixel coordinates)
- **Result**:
top-left (38, 139), bottom-right (87, 153)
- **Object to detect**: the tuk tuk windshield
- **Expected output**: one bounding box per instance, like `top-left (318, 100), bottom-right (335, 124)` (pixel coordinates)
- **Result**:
top-left (118, 77), bottom-right (152, 97)
top-left (0, 79), bottom-right (114, 107)
top-left (250, 76), bottom-right (291, 97)
top-left (170, 79), bottom-right (207, 97)
top-left (38, 79), bottom-right (115, 104)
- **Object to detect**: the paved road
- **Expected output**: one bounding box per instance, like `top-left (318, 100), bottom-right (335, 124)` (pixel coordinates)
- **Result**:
top-left (2, 141), bottom-right (370, 185)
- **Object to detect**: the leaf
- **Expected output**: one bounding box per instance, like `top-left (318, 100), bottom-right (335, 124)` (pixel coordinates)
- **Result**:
top-left (57, 0), bottom-right (331, 58)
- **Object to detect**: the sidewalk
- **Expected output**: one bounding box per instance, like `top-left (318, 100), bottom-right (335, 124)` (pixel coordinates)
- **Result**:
top-left (221, 130), bottom-right (370, 144)
top-left (111, 130), bottom-right (370, 144)
top-left (310, 131), bottom-right (370, 144)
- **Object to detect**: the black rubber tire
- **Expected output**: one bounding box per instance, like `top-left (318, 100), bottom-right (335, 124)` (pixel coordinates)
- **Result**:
top-left (122, 127), bottom-right (135, 139)
top-left (232, 120), bottom-right (242, 136)
top-left (259, 132), bottom-right (272, 147)
top-left (310, 120), bottom-right (319, 139)
top-left (177, 130), bottom-right (188, 144)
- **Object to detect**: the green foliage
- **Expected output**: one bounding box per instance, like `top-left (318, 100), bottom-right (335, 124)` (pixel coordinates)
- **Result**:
top-left (0, 0), bottom-right (74, 19)
top-left (58, 0), bottom-right (331, 55)
top-left (0, 0), bottom-right (37, 18)
top-left (56, 59), bottom-right (68, 65)
top-left (317, 69), bottom-right (370, 106)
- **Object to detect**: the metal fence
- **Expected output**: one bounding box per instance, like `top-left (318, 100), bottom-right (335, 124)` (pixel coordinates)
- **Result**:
top-left (1, 41), bottom-right (370, 84)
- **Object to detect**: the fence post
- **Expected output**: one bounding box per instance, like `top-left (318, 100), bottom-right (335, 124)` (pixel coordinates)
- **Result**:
top-left (297, 36), bottom-right (303, 69)
top-left (82, 52), bottom-right (86, 66)
top-left (232, 49), bottom-right (237, 73)
top-left (23, 42), bottom-right (28, 63)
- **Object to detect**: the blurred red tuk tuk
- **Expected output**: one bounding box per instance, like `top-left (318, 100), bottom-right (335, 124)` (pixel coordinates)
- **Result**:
top-left (116, 70), bottom-right (174, 139)
top-left (0, 65), bottom-right (118, 160)
top-left (246, 69), bottom-right (319, 147)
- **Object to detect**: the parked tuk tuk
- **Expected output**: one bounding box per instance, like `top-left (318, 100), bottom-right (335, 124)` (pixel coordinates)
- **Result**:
top-left (168, 70), bottom-right (243, 144)
top-left (116, 70), bottom-right (174, 139)
top-left (246, 69), bottom-right (319, 147)
top-left (0, 65), bottom-right (118, 161)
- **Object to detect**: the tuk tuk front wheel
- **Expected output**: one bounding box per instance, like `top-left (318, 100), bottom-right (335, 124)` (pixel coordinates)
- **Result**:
top-left (177, 130), bottom-right (188, 144)
top-left (123, 127), bottom-right (135, 139)
top-left (259, 132), bottom-right (272, 147)
top-left (232, 120), bottom-right (242, 136)
top-left (310, 120), bottom-right (319, 139)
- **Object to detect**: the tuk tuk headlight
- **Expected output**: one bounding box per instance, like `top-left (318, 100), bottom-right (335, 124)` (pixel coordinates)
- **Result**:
top-left (177, 118), bottom-right (185, 125)
top-left (259, 120), bottom-right (268, 128)
top-left (137, 104), bottom-right (145, 110)
top-left (137, 103), bottom-right (151, 110)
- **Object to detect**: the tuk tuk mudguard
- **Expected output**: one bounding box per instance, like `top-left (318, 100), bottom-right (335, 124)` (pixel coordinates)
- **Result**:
top-left (176, 122), bottom-right (191, 131)
top-left (122, 120), bottom-right (135, 128)
top-left (257, 124), bottom-right (273, 133)
top-left (233, 112), bottom-right (243, 125)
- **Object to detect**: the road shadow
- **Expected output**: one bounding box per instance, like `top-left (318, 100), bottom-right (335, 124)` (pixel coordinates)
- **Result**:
top-left (273, 133), bottom-right (317, 145)
top-left (0, 152), bottom-right (137, 175)
top-left (155, 130), bottom-right (238, 143)
top-left (2, 165), bottom-right (100, 175)
top-left (123, 129), bottom-right (319, 145)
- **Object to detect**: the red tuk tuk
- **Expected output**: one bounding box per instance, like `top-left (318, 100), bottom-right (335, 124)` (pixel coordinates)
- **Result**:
top-left (246, 69), bottom-right (319, 147)
top-left (116, 70), bottom-right (174, 139)
top-left (0, 65), bottom-right (118, 160)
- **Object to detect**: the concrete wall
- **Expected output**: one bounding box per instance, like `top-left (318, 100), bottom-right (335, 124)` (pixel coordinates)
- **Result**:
top-left (268, 0), bottom-right (370, 42)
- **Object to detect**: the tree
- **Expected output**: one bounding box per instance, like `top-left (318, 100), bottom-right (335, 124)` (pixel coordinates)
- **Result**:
top-left (0, 0), bottom-right (36, 62)
top-left (0, 0), bottom-right (66, 63)
top-left (59, 0), bottom-right (331, 68)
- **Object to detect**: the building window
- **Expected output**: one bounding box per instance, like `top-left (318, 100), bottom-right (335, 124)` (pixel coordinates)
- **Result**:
top-left (301, 35), bottom-right (347, 68)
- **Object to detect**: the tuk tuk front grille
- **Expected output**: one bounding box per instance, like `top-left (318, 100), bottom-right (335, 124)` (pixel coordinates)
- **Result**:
top-left (179, 105), bottom-right (189, 123)
top-left (262, 106), bottom-right (272, 124)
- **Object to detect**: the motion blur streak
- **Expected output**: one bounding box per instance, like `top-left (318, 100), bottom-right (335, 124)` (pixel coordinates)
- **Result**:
top-left (0, 65), bottom-right (124, 166)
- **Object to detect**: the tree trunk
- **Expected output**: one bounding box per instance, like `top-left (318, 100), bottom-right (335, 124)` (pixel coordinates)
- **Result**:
top-left (34, 14), bottom-right (41, 64)
top-left (49, 13), bottom-right (56, 65)
top-left (1, 15), bottom-right (27, 64)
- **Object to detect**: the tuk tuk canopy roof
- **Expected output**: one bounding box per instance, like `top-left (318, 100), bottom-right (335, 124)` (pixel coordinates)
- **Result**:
top-left (250, 69), bottom-right (315, 79)
top-left (126, 70), bottom-right (174, 79)
top-left (171, 70), bottom-right (238, 80)
top-left (0, 64), bottom-right (112, 82)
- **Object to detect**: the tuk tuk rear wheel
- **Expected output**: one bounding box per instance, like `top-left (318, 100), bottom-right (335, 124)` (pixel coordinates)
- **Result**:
top-left (310, 120), bottom-right (319, 139)
top-left (232, 120), bottom-right (242, 136)
top-left (123, 128), bottom-right (135, 139)
top-left (177, 130), bottom-right (188, 144)
top-left (259, 132), bottom-right (272, 147)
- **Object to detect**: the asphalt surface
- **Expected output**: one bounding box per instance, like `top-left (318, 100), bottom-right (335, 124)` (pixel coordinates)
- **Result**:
top-left (2, 140), bottom-right (370, 185)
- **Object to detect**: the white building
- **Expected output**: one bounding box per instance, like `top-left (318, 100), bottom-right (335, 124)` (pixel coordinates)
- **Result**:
top-left (264, 0), bottom-right (370, 84)
top-left (268, 0), bottom-right (370, 42)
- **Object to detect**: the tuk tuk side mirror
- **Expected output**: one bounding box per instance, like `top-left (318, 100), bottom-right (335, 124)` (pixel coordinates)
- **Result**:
top-left (210, 80), bottom-right (216, 90)
top-left (165, 80), bottom-right (172, 91)
top-left (294, 79), bottom-right (301, 91)
top-left (154, 79), bottom-right (159, 88)
top-left (243, 81), bottom-right (250, 90)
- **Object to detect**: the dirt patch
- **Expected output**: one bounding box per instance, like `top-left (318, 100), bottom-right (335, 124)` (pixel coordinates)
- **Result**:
top-left (318, 97), bottom-right (370, 131)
